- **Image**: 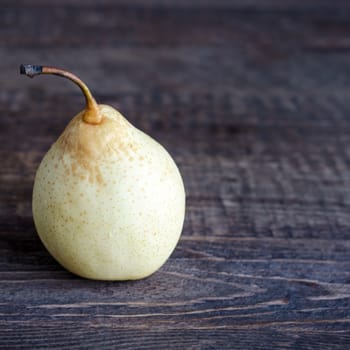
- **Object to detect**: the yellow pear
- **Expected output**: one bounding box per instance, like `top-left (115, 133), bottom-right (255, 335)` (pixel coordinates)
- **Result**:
top-left (20, 64), bottom-right (185, 281)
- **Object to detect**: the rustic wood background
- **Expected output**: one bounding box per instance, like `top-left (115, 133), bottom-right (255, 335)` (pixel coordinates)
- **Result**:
top-left (1, 0), bottom-right (350, 348)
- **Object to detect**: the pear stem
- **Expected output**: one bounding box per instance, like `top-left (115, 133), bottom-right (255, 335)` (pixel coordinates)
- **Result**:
top-left (19, 64), bottom-right (102, 125)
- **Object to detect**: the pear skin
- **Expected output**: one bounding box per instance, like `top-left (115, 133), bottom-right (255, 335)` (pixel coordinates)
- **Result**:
top-left (21, 65), bottom-right (185, 280)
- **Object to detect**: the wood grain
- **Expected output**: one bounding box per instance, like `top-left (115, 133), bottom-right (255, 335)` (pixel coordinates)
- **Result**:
top-left (1, 1), bottom-right (350, 349)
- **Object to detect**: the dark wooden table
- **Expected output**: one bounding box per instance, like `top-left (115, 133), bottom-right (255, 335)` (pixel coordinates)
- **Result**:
top-left (1, 0), bottom-right (350, 348)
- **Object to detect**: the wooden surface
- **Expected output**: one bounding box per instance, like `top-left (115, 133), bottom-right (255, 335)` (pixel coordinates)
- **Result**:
top-left (1, 0), bottom-right (350, 348)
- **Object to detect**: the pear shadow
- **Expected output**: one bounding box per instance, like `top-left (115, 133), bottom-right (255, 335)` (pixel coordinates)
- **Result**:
top-left (0, 216), bottom-right (78, 278)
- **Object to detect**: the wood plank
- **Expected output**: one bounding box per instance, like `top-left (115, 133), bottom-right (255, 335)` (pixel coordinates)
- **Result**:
top-left (0, 2), bottom-right (349, 50)
top-left (1, 0), bottom-right (350, 348)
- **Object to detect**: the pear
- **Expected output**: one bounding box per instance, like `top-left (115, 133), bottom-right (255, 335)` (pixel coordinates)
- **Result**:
top-left (20, 64), bottom-right (185, 281)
